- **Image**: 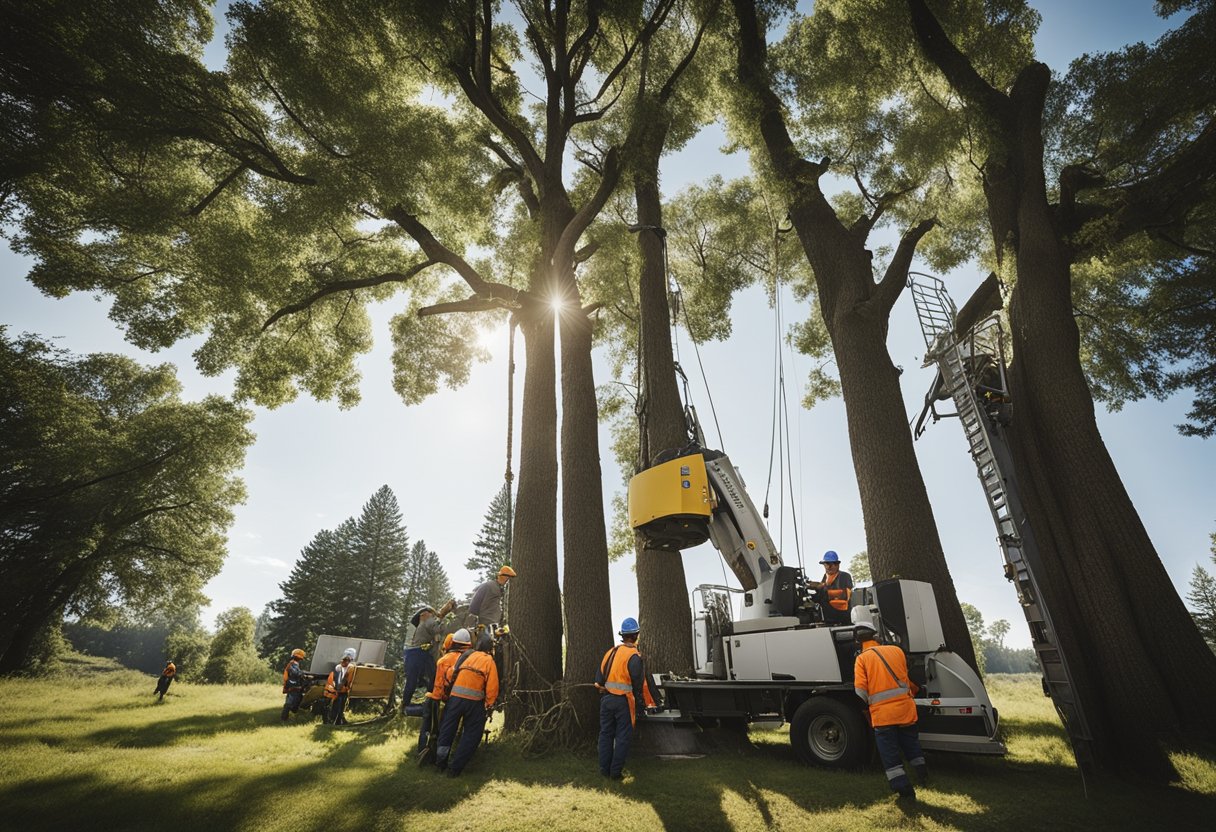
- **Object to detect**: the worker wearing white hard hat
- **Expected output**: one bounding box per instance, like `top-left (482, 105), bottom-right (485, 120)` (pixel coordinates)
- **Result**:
top-left (324, 647), bottom-right (358, 725)
top-left (417, 629), bottom-right (471, 766)
top-left (401, 598), bottom-right (457, 714)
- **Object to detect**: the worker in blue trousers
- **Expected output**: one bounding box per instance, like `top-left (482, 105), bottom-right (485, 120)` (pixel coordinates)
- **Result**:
top-left (595, 617), bottom-right (661, 780)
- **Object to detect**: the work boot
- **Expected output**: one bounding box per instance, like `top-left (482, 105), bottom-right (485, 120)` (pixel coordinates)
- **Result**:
top-left (914, 764), bottom-right (929, 786)
top-left (896, 786), bottom-right (917, 802)
top-left (417, 746), bottom-right (434, 767)
top-left (280, 708), bottom-right (290, 722)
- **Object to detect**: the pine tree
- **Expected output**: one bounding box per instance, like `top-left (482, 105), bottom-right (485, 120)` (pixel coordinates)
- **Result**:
top-left (261, 528), bottom-right (344, 662)
top-left (466, 484), bottom-right (512, 582)
top-left (346, 486), bottom-right (410, 641)
top-left (424, 550), bottom-right (453, 610)
top-left (1189, 535), bottom-right (1216, 647)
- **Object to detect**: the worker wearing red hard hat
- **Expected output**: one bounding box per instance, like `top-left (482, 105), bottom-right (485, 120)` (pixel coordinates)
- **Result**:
top-left (595, 617), bottom-right (660, 780)
top-left (854, 620), bottom-right (927, 802)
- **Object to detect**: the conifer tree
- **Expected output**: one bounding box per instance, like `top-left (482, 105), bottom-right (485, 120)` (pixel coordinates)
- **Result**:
top-left (465, 485), bottom-right (512, 582)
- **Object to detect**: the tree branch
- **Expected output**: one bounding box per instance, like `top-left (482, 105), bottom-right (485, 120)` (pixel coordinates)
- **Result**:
top-left (417, 296), bottom-right (516, 317)
top-left (906, 0), bottom-right (1012, 128)
top-left (874, 218), bottom-right (937, 314)
top-left (386, 205), bottom-right (522, 305)
top-left (262, 261), bottom-right (438, 331)
top-left (187, 164), bottom-right (248, 216)
top-left (553, 147), bottom-right (622, 269)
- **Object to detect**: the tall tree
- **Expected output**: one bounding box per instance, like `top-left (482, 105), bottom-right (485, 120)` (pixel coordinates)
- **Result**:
top-left (907, 0), bottom-right (1216, 780)
top-left (261, 526), bottom-right (347, 662)
top-left (346, 485), bottom-right (410, 639)
top-left (726, 0), bottom-right (978, 669)
top-left (466, 484), bottom-right (513, 583)
top-left (0, 331), bottom-right (252, 673)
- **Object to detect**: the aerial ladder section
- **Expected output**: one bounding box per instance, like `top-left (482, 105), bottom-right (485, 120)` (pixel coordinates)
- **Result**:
top-left (908, 273), bottom-right (1094, 780)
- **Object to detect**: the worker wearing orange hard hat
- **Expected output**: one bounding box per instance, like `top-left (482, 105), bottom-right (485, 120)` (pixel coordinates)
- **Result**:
top-left (154, 661), bottom-right (176, 702)
top-left (281, 648), bottom-right (307, 722)
top-left (466, 565), bottom-right (515, 630)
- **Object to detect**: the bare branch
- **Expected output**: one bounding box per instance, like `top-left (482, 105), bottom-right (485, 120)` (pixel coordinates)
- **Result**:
top-left (418, 296), bottom-right (516, 317)
top-left (386, 205), bottom-right (522, 305)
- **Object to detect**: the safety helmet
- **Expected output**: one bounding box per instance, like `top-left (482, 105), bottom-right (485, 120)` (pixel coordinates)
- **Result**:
top-left (342, 648), bottom-right (357, 661)
top-left (498, 565), bottom-right (517, 578)
top-left (442, 633), bottom-right (454, 651)
top-left (820, 550), bottom-right (841, 564)
top-left (853, 621), bottom-right (877, 639)
top-left (619, 617), bottom-right (641, 636)
top-left (452, 628), bottom-right (472, 645)
top-left (410, 605), bottom-right (435, 627)
top-left (291, 648), bottom-right (306, 659)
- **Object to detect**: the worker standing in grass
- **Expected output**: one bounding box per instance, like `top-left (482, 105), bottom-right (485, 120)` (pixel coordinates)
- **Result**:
top-left (434, 630), bottom-right (498, 778)
top-left (466, 565), bottom-right (515, 631)
top-left (418, 630), bottom-right (467, 766)
top-left (808, 550), bottom-right (853, 624)
top-left (323, 648), bottom-right (357, 725)
top-left (281, 648), bottom-right (307, 722)
top-left (595, 617), bottom-right (660, 780)
top-left (853, 621), bottom-right (927, 802)
top-left (402, 599), bottom-right (456, 713)
top-left (154, 660), bottom-right (176, 702)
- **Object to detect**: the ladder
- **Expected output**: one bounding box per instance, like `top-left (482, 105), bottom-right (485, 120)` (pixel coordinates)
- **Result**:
top-left (909, 274), bottom-right (1094, 781)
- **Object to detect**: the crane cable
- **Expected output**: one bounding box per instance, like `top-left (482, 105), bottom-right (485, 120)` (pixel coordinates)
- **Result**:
top-left (762, 223), bottom-right (804, 573)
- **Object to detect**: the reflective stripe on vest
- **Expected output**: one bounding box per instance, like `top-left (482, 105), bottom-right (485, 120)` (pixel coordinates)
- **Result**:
top-left (451, 684), bottom-right (485, 700)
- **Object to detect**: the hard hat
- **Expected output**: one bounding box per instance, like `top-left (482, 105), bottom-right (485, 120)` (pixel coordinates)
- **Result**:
top-left (619, 617), bottom-right (641, 636)
top-left (820, 550), bottom-right (841, 564)
top-left (853, 621), bottom-right (877, 638)
top-left (411, 605), bottom-right (435, 627)
top-left (342, 648), bottom-right (357, 661)
top-left (291, 648), bottom-right (306, 659)
top-left (452, 628), bottom-right (472, 645)
top-left (498, 565), bottom-right (517, 578)
top-left (442, 633), bottom-right (454, 650)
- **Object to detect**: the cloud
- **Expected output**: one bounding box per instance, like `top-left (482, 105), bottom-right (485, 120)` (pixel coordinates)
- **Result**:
top-left (243, 555), bottom-right (289, 569)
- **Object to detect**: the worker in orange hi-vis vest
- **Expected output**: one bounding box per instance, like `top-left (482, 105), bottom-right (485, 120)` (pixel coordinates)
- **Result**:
top-left (417, 630), bottom-right (467, 766)
top-left (595, 617), bottom-right (660, 780)
top-left (154, 661), bottom-right (176, 702)
top-left (807, 550), bottom-right (853, 624)
top-left (434, 630), bottom-right (499, 778)
top-left (281, 648), bottom-right (307, 722)
top-left (323, 648), bottom-right (357, 726)
top-left (853, 620), bottom-right (928, 802)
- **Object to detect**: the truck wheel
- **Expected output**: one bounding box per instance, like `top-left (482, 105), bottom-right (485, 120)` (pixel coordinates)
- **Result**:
top-left (789, 697), bottom-right (867, 768)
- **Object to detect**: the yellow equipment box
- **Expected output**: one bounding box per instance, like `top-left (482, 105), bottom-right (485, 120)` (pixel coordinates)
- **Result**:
top-left (628, 453), bottom-right (713, 550)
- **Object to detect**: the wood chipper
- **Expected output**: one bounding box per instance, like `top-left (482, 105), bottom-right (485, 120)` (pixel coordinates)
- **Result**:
top-left (299, 635), bottom-right (397, 722)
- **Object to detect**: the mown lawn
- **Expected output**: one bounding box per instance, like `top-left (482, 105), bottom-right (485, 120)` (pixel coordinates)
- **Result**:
top-left (2, 656), bottom-right (1213, 831)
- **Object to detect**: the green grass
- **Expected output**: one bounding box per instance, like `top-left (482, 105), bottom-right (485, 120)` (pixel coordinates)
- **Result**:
top-left (2, 657), bottom-right (1213, 831)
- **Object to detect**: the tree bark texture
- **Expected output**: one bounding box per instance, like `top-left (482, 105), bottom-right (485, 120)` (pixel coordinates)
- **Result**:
top-left (559, 306), bottom-right (616, 735)
top-left (504, 314), bottom-right (563, 730)
top-left (633, 116), bottom-right (696, 677)
top-left (998, 69), bottom-right (1216, 781)
top-left (731, 0), bottom-right (977, 670)
top-left (904, 0), bottom-right (1216, 779)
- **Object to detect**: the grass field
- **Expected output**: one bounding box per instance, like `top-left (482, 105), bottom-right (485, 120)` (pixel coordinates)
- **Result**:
top-left (2, 655), bottom-right (1213, 831)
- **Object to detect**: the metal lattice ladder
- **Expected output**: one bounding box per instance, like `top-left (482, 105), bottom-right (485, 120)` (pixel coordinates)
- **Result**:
top-left (909, 274), bottom-right (1094, 781)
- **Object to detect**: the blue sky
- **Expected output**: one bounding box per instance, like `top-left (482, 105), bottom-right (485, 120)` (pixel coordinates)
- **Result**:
top-left (2, 1), bottom-right (1211, 651)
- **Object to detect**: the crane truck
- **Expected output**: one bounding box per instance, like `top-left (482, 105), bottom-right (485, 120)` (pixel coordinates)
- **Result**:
top-left (627, 410), bottom-right (1006, 767)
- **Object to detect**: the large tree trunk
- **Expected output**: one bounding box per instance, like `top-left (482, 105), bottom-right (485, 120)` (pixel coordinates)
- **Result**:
top-left (731, 0), bottom-right (977, 670)
top-left (821, 259), bottom-right (976, 669)
top-left (992, 64), bottom-right (1216, 780)
top-left (504, 313), bottom-right (562, 731)
top-left (633, 116), bottom-right (695, 676)
top-left (559, 306), bottom-right (615, 737)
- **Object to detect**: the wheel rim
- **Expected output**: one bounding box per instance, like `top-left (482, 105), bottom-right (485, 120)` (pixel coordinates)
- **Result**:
top-left (807, 713), bottom-right (847, 762)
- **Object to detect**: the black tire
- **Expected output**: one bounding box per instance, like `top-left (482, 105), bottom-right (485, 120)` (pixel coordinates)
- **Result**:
top-left (789, 696), bottom-right (868, 768)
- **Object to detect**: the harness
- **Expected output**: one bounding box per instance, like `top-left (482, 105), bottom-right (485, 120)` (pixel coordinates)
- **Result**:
top-left (445, 649), bottom-right (488, 701)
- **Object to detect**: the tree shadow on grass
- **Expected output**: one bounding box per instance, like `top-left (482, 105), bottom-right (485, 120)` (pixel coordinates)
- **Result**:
top-left (5, 720), bottom-right (399, 832)
top-left (81, 708), bottom-right (285, 748)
